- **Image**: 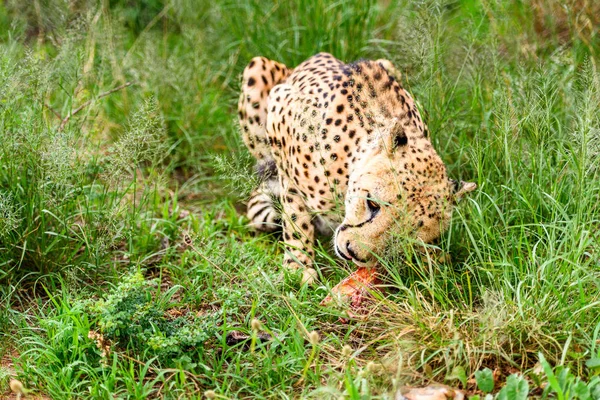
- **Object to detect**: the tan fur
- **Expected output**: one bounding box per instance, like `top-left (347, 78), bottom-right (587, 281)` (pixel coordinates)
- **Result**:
top-left (237, 53), bottom-right (476, 282)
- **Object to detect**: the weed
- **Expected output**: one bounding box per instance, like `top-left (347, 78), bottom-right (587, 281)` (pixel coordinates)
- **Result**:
top-left (89, 272), bottom-right (224, 364)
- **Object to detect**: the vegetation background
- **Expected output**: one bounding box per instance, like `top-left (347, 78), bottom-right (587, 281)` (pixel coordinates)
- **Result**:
top-left (0, 0), bottom-right (599, 398)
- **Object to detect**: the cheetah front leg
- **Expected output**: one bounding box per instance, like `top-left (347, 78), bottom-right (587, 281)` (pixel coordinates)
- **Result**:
top-left (246, 181), bottom-right (281, 232)
top-left (246, 160), bottom-right (281, 232)
top-left (280, 180), bottom-right (318, 285)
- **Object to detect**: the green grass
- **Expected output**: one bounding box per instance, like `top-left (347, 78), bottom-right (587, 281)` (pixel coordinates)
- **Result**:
top-left (0, 0), bottom-right (599, 398)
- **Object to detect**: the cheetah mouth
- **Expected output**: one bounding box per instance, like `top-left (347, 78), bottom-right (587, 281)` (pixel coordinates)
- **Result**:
top-left (335, 243), bottom-right (370, 265)
top-left (335, 245), bottom-right (353, 261)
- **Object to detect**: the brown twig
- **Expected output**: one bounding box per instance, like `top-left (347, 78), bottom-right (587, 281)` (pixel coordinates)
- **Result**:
top-left (57, 82), bottom-right (134, 132)
top-left (189, 242), bottom-right (233, 281)
top-left (45, 103), bottom-right (63, 120)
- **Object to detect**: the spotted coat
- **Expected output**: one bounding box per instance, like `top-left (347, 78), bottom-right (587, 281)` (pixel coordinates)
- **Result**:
top-left (238, 53), bottom-right (476, 283)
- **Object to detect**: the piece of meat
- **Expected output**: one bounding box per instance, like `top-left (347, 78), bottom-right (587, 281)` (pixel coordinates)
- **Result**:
top-left (320, 267), bottom-right (380, 308)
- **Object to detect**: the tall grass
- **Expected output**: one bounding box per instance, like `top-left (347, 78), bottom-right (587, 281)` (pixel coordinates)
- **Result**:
top-left (0, 0), bottom-right (599, 398)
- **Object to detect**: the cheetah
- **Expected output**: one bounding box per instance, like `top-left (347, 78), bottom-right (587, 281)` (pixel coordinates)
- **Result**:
top-left (237, 53), bottom-right (476, 298)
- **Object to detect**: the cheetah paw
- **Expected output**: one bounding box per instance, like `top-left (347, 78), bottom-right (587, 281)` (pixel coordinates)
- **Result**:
top-left (301, 268), bottom-right (318, 285)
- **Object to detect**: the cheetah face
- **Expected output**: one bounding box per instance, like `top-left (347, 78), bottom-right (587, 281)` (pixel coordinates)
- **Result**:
top-left (334, 123), bottom-right (476, 266)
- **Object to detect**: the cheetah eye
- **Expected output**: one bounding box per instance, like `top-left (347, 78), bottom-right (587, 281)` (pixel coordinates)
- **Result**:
top-left (366, 197), bottom-right (381, 214)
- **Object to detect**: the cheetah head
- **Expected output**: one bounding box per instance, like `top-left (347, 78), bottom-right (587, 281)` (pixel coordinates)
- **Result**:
top-left (334, 119), bottom-right (476, 267)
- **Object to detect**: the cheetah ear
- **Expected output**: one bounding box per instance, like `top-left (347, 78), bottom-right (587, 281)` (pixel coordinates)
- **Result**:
top-left (450, 179), bottom-right (477, 201)
top-left (376, 59), bottom-right (401, 81)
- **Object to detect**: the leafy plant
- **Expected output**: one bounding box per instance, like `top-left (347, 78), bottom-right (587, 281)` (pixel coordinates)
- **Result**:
top-left (90, 272), bottom-right (226, 363)
top-left (539, 353), bottom-right (600, 400)
top-left (475, 368), bottom-right (495, 394)
top-left (496, 374), bottom-right (529, 400)
top-left (470, 356), bottom-right (600, 399)
top-left (446, 365), bottom-right (468, 388)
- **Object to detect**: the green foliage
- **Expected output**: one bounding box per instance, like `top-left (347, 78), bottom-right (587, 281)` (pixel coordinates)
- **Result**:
top-left (0, 44), bottom-right (167, 284)
top-left (0, 366), bottom-right (9, 392)
top-left (217, 0), bottom-right (382, 66)
top-left (587, 358), bottom-right (600, 370)
top-left (539, 353), bottom-right (600, 400)
top-left (90, 272), bottom-right (229, 362)
top-left (446, 365), bottom-right (468, 388)
top-left (469, 356), bottom-right (600, 400)
top-left (475, 368), bottom-right (494, 393)
top-left (211, 152), bottom-right (260, 197)
top-left (109, 0), bottom-right (167, 33)
top-left (0, 0), bottom-right (599, 398)
top-left (107, 97), bottom-right (169, 183)
top-left (0, 191), bottom-right (20, 239)
top-left (15, 291), bottom-right (102, 397)
top-left (497, 374), bottom-right (529, 400)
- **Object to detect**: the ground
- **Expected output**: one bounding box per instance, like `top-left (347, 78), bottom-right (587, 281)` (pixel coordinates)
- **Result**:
top-left (0, 0), bottom-right (599, 399)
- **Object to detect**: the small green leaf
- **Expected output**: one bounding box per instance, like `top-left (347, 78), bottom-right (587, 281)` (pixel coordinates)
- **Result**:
top-left (497, 374), bottom-right (529, 400)
top-left (446, 365), bottom-right (468, 387)
top-left (539, 353), bottom-right (564, 400)
top-left (586, 358), bottom-right (600, 369)
top-left (590, 380), bottom-right (600, 399)
top-left (572, 379), bottom-right (591, 400)
top-left (344, 369), bottom-right (360, 400)
top-left (475, 368), bottom-right (494, 393)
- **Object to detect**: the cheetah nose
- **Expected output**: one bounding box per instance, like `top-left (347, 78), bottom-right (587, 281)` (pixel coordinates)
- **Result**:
top-left (336, 243), bottom-right (352, 261)
top-left (346, 241), bottom-right (360, 261)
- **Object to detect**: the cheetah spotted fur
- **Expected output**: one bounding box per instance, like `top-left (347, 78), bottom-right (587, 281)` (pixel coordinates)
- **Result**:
top-left (238, 53), bottom-right (476, 284)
